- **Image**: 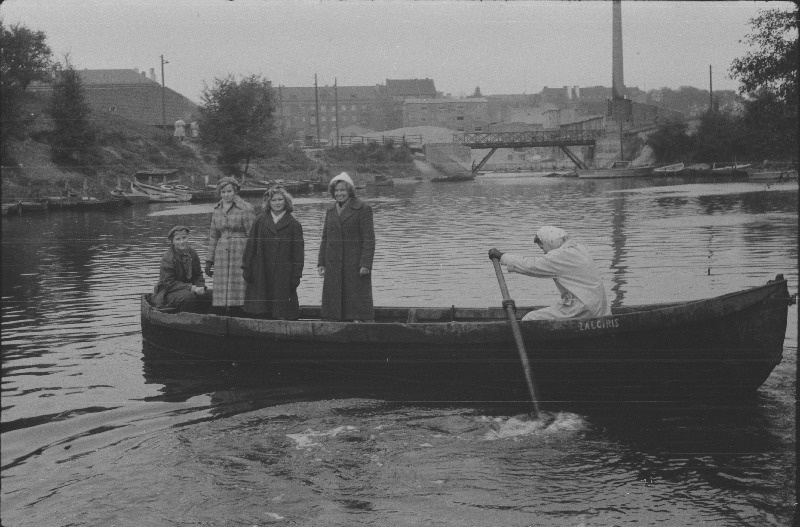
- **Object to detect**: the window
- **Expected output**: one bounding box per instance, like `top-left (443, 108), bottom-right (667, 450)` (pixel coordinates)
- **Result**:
top-left (475, 127), bottom-right (483, 132)
top-left (456, 127), bottom-right (464, 132)
top-left (456, 116), bottom-right (464, 121)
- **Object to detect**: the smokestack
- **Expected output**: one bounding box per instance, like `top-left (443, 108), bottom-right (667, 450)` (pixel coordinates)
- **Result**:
top-left (150, 68), bottom-right (156, 81)
top-left (612, 0), bottom-right (625, 100)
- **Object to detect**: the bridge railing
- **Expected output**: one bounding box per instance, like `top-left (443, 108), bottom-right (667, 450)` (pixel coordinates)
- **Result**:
top-left (339, 135), bottom-right (423, 149)
top-left (455, 129), bottom-right (605, 147)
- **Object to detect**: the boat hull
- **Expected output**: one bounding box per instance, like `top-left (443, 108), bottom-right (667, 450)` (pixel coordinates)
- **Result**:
top-left (579, 166), bottom-right (655, 179)
top-left (141, 277), bottom-right (791, 401)
top-left (747, 168), bottom-right (798, 181)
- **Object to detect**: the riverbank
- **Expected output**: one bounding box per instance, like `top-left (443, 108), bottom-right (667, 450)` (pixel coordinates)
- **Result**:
top-left (1, 92), bottom-right (421, 200)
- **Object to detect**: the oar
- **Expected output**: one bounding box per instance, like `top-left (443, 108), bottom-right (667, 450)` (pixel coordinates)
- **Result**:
top-left (490, 256), bottom-right (543, 419)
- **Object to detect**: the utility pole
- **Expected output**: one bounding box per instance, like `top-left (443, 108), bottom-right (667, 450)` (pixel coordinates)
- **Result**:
top-left (334, 78), bottom-right (340, 147)
top-left (709, 65), bottom-right (713, 112)
top-left (161, 55), bottom-right (169, 139)
top-left (314, 74), bottom-right (321, 147)
top-left (278, 85), bottom-right (285, 137)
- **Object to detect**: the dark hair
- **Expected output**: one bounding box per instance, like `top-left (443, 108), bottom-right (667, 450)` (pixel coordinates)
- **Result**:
top-left (263, 186), bottom-right (294, 213)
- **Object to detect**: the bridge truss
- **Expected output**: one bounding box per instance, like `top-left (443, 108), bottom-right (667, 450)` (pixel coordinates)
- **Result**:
top-left (454, 130), bottom-right (605, 172)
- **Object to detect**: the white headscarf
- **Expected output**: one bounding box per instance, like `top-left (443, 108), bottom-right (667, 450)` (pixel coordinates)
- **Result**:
top-left (329, 172), bottom-right (355, 197)
top-left (535, 226), bottom-right (570, 253)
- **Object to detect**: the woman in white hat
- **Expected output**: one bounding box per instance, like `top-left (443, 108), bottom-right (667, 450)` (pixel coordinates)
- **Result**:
top-left (489, 226), bottom-right (610, 321)
top-left (317, 172), bottom-right (375, 321)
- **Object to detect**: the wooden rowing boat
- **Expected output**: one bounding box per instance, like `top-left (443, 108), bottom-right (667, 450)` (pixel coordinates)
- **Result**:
top-left (653, 163), bottom-right (685, 173)
top-left (130, 181), bottom-right (192, 202)
top-left (579, 161), bottom-right (655, 179)
top-left (111, 188), bottom-right (151, 205)
top-left (141, 275), bottom-right (793, 401)
top-left (47, 195), bottom-right (126, 211)
top-left (2, 201), bottom-right (21, 216)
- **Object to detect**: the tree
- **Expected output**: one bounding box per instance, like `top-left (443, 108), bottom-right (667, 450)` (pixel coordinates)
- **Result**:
top-left (0, 21), bottom-right (53, 161)
top-left (739, 91), bottom-right (795, 161)
top-left (730, 6), bottom-right (798, 160)
top-left (692, 109), bottom-right (746, 163)
top-left (199, 74), bottom-right (277, 178)
top-left (645, 116), bottom-right (694, 163)
top-left (48, 60), bottom-right (97, 170)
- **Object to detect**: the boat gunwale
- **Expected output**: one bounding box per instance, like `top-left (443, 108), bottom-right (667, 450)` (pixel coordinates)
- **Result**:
top-left (141, 277), bottom-right (789, 344)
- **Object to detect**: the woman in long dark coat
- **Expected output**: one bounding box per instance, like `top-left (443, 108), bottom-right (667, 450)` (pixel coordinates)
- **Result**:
top-left (242, 186), bottom-right (304, 319)
top-left (317, 172), bottom-right (375, 321)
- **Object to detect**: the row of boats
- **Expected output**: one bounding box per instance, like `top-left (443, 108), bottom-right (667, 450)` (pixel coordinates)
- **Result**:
top-left (574, 161), bottom-right (798, 180)
top-left (110, 178), bottom-right (326, 205)
top-left (3, 178), bottom-right (326, 215)
top-left (476, 161), bottom-right (798, 180)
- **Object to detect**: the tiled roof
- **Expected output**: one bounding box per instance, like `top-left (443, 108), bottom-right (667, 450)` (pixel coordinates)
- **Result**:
top-left (77, 69), bottom-right (157, 85)
top-left (386, 79), bottom-right (437, 97)
top-left (404, 97), bottom-right (487, 104)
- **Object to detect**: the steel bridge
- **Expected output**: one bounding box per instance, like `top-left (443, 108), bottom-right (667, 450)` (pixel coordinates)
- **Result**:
top-left (454, 129), bottom-right (605, 171)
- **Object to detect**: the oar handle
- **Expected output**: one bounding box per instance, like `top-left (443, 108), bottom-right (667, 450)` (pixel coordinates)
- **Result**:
top-left (492, 258), bottom-right (513, 300)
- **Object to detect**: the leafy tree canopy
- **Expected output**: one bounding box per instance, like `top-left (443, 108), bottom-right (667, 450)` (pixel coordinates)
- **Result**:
top-left (730, 6), bottom-right (798, 105)
top-left (1, 20), bottom-right (53, 162)
top-left (0, 20), bottom-right (53, 91)
top-left (199, 74), bottom-right (277, 177)
top-left (644, 116), bottom-right (694, 164)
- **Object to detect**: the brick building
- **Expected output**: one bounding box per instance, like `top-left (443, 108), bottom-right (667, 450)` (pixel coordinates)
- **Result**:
top-left (31, 69), bottom-right (199, 129)
top-left (403, 97), bottom-right (489, 132)
top-left (273, 78), bottom-right (439, 144)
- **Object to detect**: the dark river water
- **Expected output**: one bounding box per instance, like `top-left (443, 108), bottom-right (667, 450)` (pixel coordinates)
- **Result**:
top-left (1, 174), bottom-right (797, 526)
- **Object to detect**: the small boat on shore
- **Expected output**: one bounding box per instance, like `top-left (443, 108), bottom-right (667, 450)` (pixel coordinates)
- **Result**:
top-left (111, 188), bottom-right (151, 205)
top-left (745, 162), bottom-right (798, 181)
top-left (2, 201), bottom-right (21, 216)
top-left (653, 163), bottom-right (685, 173)
top-left (18, 199), bottom-right (50, 214)
top-left (47, 195), bottom-right (125, 211)
top-left (431, 174), bottom-right (476, 183)
top-left (579, 161), bottom-right (655, 179)
top-left (141, 275), bottom-right (793, 401)
top-left (130, 181), bottom-right (192, 202)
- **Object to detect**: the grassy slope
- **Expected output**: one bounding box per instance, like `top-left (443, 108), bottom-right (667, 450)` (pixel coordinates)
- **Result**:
top-left (1, 92), bottom-right (420, 199)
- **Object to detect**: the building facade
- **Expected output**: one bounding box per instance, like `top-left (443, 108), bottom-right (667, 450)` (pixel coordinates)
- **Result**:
top-left (403, 97), bottom-right (489, 132)
top-left (31, 69), bottom-right (199, 129)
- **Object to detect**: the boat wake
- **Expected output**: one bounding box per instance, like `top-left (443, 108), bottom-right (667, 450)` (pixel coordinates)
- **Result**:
top-left (482, 412), bottom-right (585, 440)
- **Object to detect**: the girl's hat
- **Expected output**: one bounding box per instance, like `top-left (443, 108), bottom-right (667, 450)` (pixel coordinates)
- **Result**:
top-left (167, 225), bottom-right (190, 240)
top-left (216, 176), bottom-right (241, 192)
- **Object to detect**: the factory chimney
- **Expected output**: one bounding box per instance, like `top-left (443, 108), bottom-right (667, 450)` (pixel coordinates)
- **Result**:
top-left (612, 0), bottom-right (625, 100)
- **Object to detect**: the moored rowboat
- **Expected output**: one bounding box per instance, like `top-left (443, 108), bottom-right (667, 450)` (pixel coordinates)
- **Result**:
top-left (141, 275), bottom-right (794, 401)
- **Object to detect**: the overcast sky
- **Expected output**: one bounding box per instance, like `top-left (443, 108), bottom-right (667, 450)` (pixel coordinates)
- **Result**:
top-left (1, 0), bottom-right (787, 103)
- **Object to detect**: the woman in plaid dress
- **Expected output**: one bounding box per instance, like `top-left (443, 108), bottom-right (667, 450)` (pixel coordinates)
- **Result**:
top-left (204, 177), bottom-right (255, 313)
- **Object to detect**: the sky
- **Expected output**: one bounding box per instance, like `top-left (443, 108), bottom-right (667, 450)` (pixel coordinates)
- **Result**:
top-left (1, 0), bottom-right (789, 104)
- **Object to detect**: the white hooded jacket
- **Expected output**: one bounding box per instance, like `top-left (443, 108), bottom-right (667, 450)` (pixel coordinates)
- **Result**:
top-left (500, 230), bottom-right (610, 319)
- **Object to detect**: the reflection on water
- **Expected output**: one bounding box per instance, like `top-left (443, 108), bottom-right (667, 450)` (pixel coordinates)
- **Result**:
top-left (1, 177), bottom-right (797, 526)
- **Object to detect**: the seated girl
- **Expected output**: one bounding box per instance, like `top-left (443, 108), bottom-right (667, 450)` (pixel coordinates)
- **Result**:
top-left (152, 226), bottom-right (212, 313)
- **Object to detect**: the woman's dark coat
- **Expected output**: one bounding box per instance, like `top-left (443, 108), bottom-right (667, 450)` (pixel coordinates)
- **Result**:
top-left (242, 212), bottom-right (304, 319)
top-left (317, 197), bottom-right (375, 321)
